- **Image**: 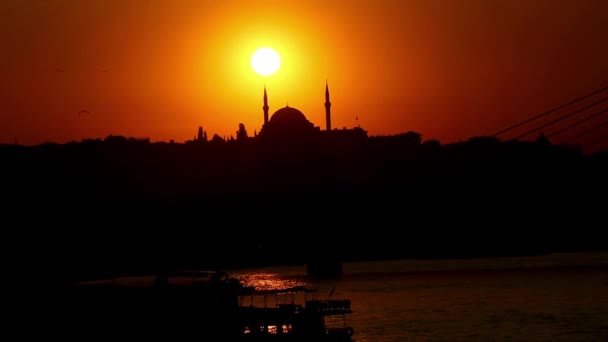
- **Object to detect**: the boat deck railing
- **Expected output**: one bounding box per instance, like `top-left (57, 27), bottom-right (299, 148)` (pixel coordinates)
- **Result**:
top-left (237, 287), bottom-right (353, 316)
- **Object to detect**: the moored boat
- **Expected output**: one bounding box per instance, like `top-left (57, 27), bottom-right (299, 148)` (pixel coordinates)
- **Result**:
top-left (61, 270), bottom-right (355, 341)
top-left (236, 285), bottom-right (355, 341)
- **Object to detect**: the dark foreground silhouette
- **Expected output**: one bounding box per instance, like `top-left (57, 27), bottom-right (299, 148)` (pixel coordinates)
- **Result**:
top-left (1, 133), bottom-right (606, 284)
top-left (54, 270), bottom-right (355, 341)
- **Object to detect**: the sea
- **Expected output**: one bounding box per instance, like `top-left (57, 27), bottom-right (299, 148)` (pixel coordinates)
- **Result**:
top-left (229, 252), bottom-right (608, 342)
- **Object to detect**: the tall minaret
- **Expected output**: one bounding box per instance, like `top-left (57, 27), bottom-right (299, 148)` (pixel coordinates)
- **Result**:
top-left (325, 81), bottom-right (332, 131)
top-left (263, 85), bottom-right (269, 125)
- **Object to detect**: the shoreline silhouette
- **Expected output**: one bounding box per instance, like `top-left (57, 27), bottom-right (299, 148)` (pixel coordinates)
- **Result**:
top-left (4, 83), bottom-right (608, 284)
top-left (3, 128), bottom-right (606, 284)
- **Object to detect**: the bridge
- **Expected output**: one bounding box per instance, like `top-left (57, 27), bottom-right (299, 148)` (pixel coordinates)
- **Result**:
top-left (492, 84), bottom-right (608, 153)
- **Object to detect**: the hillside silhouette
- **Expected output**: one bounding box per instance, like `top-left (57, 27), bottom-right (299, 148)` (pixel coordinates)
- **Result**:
top-left (2, 129), bottom-right (606, 283)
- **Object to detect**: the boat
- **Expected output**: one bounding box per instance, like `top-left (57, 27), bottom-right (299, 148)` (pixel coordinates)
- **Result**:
top-left (61, 270), bottom-right (355, 341)
top-left (236, 285), bottom-right (355, 341)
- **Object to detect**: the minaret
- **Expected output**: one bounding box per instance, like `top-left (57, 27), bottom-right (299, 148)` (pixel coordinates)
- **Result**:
top-left (263, 85), bottom-right (269, 125)
top-left (325, 81), bottom-right (332, 131)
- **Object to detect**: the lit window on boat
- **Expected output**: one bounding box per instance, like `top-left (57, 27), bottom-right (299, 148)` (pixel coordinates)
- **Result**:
top-left (243, 326), bottom-right (250, 334)
top-left (282, 325), bottom-right (291, 334)
top-left (268, 325), bottom-right (278, 334)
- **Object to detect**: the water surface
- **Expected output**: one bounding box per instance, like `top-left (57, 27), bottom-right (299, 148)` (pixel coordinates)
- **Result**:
top-left (231, 252), bottom-right (608, 341)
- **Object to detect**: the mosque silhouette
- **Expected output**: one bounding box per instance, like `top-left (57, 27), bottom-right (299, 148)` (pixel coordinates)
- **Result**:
top-left (191, 82), bottom-right (368, 145)
top-left (259, 82), bottom-right (330, 138)
top-left (260, 82), bottom-right (368, 141)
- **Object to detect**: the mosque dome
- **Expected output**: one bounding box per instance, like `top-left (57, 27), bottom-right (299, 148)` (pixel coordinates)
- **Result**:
top-left (269, 106), bottom-right (308, 125)
top-left (260, 105), bottom-right (318, 140)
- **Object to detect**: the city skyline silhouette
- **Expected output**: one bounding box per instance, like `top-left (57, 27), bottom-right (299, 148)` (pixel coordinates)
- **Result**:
top-left (1, 0), bottom-right (607, 285)
top-left (2, 0), bottom-right (608, 153)
top-left (3, 81), bottom-right (608, 155)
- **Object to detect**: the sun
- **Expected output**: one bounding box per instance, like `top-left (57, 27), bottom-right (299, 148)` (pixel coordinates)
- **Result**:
top-left (251, 47), bottom-right (281, 76)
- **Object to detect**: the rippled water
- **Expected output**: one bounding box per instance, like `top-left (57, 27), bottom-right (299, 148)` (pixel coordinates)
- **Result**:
top-left (230, 252), bottom-right (608, 342)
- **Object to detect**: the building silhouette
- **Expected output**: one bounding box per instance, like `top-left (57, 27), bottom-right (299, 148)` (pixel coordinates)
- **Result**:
top-left (186, 83), bottom-right (366, 146)
top-left (257, 83), bottom-right (367, 143)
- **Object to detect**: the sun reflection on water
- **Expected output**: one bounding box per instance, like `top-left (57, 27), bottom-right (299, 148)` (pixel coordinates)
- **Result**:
top-left (232, 272), bottom-right (310, 291)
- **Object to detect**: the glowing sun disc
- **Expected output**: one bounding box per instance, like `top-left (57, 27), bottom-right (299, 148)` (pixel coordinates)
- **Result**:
top-left (251, 48), bottom-right (281, 76)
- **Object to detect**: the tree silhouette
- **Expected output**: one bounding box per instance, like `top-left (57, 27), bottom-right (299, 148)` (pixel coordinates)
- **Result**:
top-left (197, 127), bottom-right (204, 141)
top-left (236, 123), bottom-right (248, 141)
top-left (211, 134), bottom-right (225, 143)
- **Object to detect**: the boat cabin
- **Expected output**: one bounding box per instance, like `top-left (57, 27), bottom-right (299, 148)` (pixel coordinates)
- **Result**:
top-left (236, 286), bottom-right (354, 341)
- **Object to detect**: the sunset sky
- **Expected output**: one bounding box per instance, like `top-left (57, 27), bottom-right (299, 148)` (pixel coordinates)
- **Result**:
top-left (1, 0), bottom-right (607, 149)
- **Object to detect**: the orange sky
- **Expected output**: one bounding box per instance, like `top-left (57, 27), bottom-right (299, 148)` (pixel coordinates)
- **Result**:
top-left (1, 0), bottom-right (607, 149)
